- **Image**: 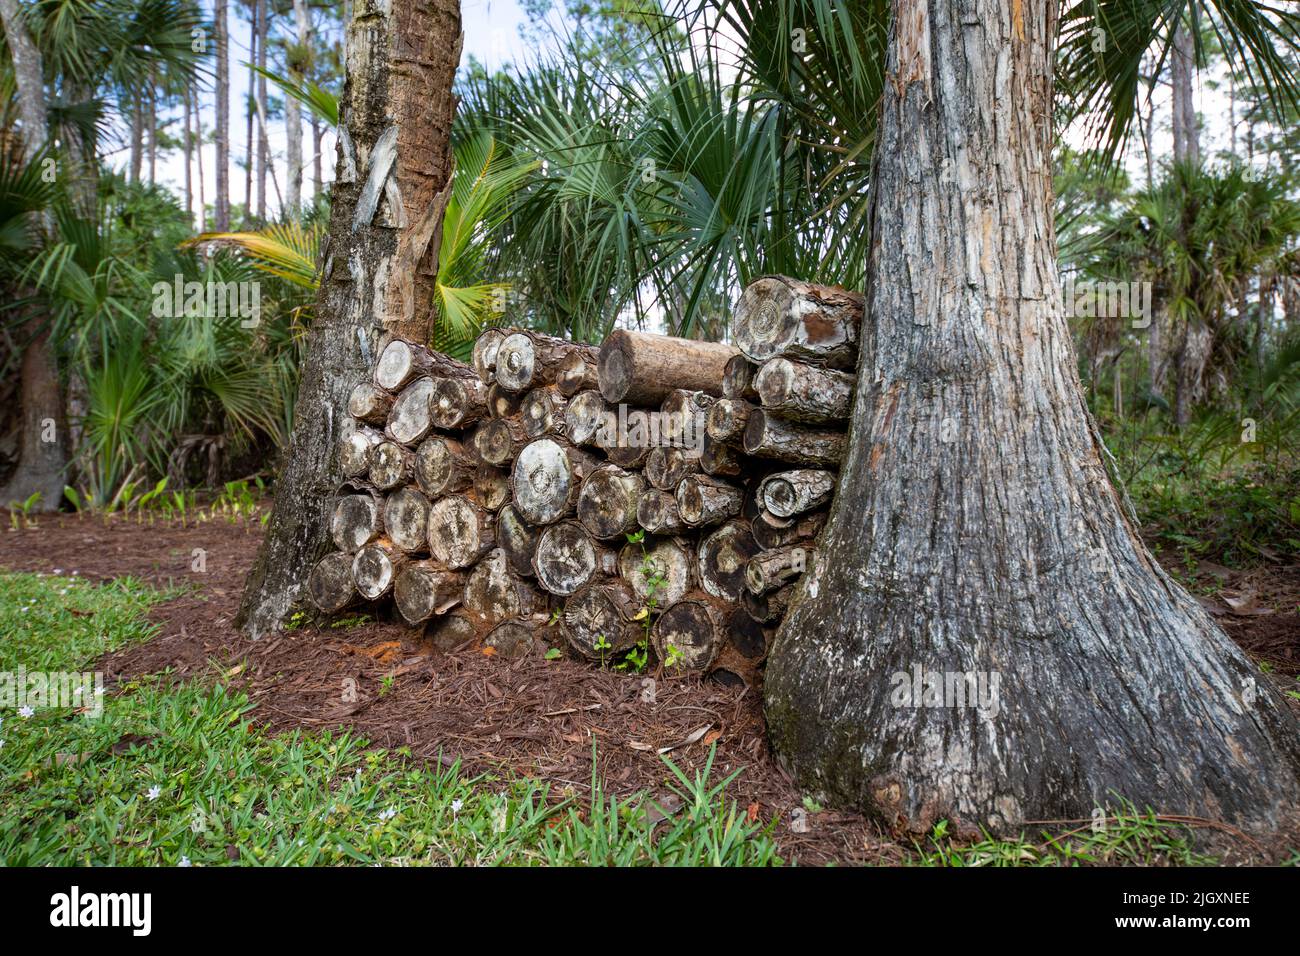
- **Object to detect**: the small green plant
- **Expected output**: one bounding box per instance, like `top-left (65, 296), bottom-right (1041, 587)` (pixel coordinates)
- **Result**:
top-left (613, 530), bottom-right (667, 673)
top-left (7, 491), bottom-right (42, 529)
top-left (379, 675), bottom-right (395, 697)
top-left (593, 633), bottom-right (612, 666)
top-left (544, 647), bottom-right (563, 661)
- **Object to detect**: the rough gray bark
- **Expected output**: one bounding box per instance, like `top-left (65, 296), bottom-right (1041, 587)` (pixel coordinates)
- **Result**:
top-left (236, 0), bottom-right (463, 636)
top-left (1170, 16), bottom-right (1200, 167)
top-left (286, 0), bottom-right (312, 213)
top-left (753, 358), bottom-right (854, 424)
top-left (676, 474), bottom-right (744, 527)
top-left (742, 411), bottom-right (845, 466)
top-left (764, 0), bottom-right (1300, 835)
top-left (759, 469), bottom-right (836, 518)
top-left (214, 0), bottom-right (231, 227)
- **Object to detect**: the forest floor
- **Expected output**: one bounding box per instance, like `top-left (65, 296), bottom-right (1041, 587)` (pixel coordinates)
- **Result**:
top-left (1, 510), bottom-right (1297, 866)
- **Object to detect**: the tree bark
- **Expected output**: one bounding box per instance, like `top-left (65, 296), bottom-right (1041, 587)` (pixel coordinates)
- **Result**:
top-left (676, 474), bottom-right (744, 527)
top-left (764, 0), bottom-right (1300, 835)
top-left (1170, 16), bottom-right (1199, 166)
top-left (286, 0), bottom-right (312, 213)
top-left (753, 358), bottom-right (854, 424)
top-left (759, 469), bottom-right (836, 518)
top-left (742, 410), bottom-right (844, 466)
top-left (236, 0), bottom-right (463, 636)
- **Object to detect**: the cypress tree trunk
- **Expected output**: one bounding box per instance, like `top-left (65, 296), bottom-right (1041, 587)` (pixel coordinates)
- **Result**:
top-left (236, 0), bottom-right (463, 637)
top-left (764, 0), bottom-right (1300, 835)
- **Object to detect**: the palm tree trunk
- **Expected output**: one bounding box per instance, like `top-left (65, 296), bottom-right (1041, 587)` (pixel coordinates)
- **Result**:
top-left (237, 0), bottom-right (463, 636)
top-left (215, 0), bottom-right (231, 229)
top-left (764, 0), bottom-right (1300, 835)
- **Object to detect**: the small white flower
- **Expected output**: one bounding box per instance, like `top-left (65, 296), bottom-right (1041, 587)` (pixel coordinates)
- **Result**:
top-left (147, 785), bottom-right (162, 802)
top-left (378, 807), bottom-right (397, 822)
top-left (450, 799), bottom-right (464, 815)
top-left (53, 568), bottom-right (62, 575)
top-left (178, 856), bottom-right (192, 867)
top-left (18, 705), bottom-right (34, 718)
top-left (71, 570), bottom-right (79, 576)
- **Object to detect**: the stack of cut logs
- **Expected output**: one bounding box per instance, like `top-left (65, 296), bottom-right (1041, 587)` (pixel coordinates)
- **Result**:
top-left (308, 275), bottom-right (864, 683)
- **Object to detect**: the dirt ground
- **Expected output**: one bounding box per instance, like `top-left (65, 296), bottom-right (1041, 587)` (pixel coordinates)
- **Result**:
top-left (2, 511), bottom-right (1297, 865)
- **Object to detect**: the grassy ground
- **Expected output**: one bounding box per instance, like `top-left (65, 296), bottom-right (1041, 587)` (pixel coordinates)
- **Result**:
top-left (0, 571), bottom-right (1268, 866)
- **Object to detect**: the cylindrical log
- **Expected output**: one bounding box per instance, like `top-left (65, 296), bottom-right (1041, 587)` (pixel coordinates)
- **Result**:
top-left (636, 489), bottom-right (691, 534)
top-left (577, 463), bottom-right (646, 541)
top-left (562, 576), bottom-right (642, 660)
top-left (676, 474), bottom-right (744, 527)
top-left (374, 338), bottom-right (473, 391)
top-left (497, 504), bottom-right (539, 578)
top-left (745, 545), bottom-right (815, 595)
top-left (742, 410), bottom-right (845, 466)
top-left (697, 519), bottom-right (760, 601)
top-left (510, 438), bottom-right (599, 525)
top-left (495, 331), bottom-right (598, 393)
top-left (425, 610), bottom-right (479, 652)
top-left (308, 552), bottom-right (359, 613)
top-left (753, 357), bottom-right (854, 423)
top-left (384, 377), bottom-right (435, 445)
top-left (429, 375), bottom-right (489, 430)
top-left (414, 435), bottom-right (474, 498)
top-left (382, 487), bottom-right (431, 553)
top-left (463, 549), bottom-right (538, 626)
top-left (520, 385), bottom-right (568, 439)
top-left (339, 426), bottom-right (384, 478)
top-left (726, 607), bottom-right (769, 660)
top-left (369, 440), bottom-right (414, 489)
top-left (660, 387), bottom-right (715, 423)
top-left (330, 492), bottom-right (384, 552)
top-left (706, 398), bottom-right (753, 444)
top-left (598, 428), bottom-right (651, 469)
top-left (563, 389), bottom-right (611, 447)
top-left (743, 583), bottom-right (794, 624)
top-left (644, 446), bottom-right (700, 491)
top-left (722, 354), bottom-right (760, 401)
top-left (472, 465), bottom-right (511, 512)
top-left (484, 617), bottom-right (544, 659)
top-left (487, 382), bottom-right (525, 419)
top-left (732, 276), bottom-right (864, 369)
top-left (751, 507), bottom-right (828, 550)
top-left (532, 520), bottom-right (612, 596)
top-left (352, 541), bottom-right (409, 600)
top-left (473, 416), bottom-right (528, 467)
top-left (556, 349), bottom-right (599, 396)
top-left (597, 329), bottom-right (738, 405)
top-left (393, 562), bottom-right (464, 624)
top-left (700, 433), bottom-right (743, 477)
top-left (472, 328), bottom-right (506, 384)
top-left (618, 536), bottom-right (695, 607)
top-left (348, 382), bottom-right (395, 425)
top-left (427, 495), bottom-right (496, 569)
top-left (758, 469), bottom-right (837, 518)
top-left (651, 592), bottom-right (727, 672)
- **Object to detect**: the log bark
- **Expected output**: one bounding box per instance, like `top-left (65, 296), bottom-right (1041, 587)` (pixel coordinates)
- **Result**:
top-left (556, 349), bottom-right (599, 396)
top-left (705, 399), bottom-right (753, 444)
top-left (510, 438), bottom-right (598, 525)
top-left (496, 504), bottom-right (539, 578)
top-left (339, 427), bottom-right (384, 478)
top-left (745, 545), bottom-right (812, 595)
top-left (743, 583), bottom-right (794, 624)
top-left (577, 464), bottom-right (646, 541)
top-left (520, 386), bottom-right (568, 439)
top-left (759, 469), bottom-right (837, 518)
top-left (330, 492), bottom-right (385, 552)
top-left (368, 440), bottom-right (414, 489)
top-left (699, 434), bottom-right (743, 477)
top-left (413, 435), bottom-right (474, 497)
top-left (644, 446), bottom-right (700, 491)
top-left (393, 561), bottom-right (464, 623)
top-left (598, 329), bottom-right (738, 405)
top-left (676, 474), bottom-right (744, 527)
top-left (348, 382), bottom-right (395, 425)
top-left (562, 576), bottom-right (642, 660)
top-left (352, 540), bottom-right (409, 600)
top-left (562, 390), bottom-right (610, 447)
top-left (751, 507), bottom-right (827, 550)
top-left (532, 520), bottom-right (612, 596)
top-left (697, 519), bottom-right (760, 602)
top-left (753, 358), bottom-right (854, 424)
top-left (636, 489), bottom-right (690, 535)
top-left (495, 331), bottom-right (597, 393)
top-left (463, 548), bottom-right (537, 626)
top-left (383, 487), bottom-right (431, 553)
top-left (742, 410), bottom-right (845, 467)
top-left (765, 0), bottom-right (1300, 835)
top-left (429, 375), bottom-right (489, 430)
top-left (652, 592), bottom-right (727, 672)
top-left (308, 552), bottom-right (360, 613)
top-left (385, 376), bottom-right (436, 445)
top-left (722, 354), bottom-right (760, 401)
top-left (427, 494), bottom-right (495, 568)
top-left (472, 328), bottom-right (506, 384)
top-left (618, 536), bottom-right (694, 608)
top-left (733, 276), bottom-right (864, 370)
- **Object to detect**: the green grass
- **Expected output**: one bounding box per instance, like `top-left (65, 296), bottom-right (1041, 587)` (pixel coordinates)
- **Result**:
top-left (0, 572), bottom-right (780, 866)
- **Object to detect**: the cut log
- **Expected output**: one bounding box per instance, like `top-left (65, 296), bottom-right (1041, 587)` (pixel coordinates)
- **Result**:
top-left (676, 474), bottom-right (744, 527)
top-left (330, 492), bottom-right (384, 552)
top-left (697, 519), bottom-right (760, 601)
top-left (393, 562), bottom-right (464, 624)
top-left (374, 338), bottom-right (473, 391)
top-left (414, 435), bottom-right (474, 498)
top-left (339, 426), bottom-right (384, 478)
top-left (463, 549), bottom-right (538, 626)
top-left (497, 504), bottom-right (539, 578)
top-left (753, 357), bottom-right (854, 424)
top-left (426, 610), bottom-right (478, 651)
top-left (484, 618), bottom-right (543, 658)
top-left (495, 330), bottom-right (597, 393)
top-left (308, 552), bottom-right (359, 613)
top-left (511, 438), bottom-right (599, 525)
top-left (556, 349), bottom-right (599, 396)
top-left (352, 541), bottom-right (409, 600)
top-left (577, 464), bottom-right (646, 541)
top-left (660, 387), bottom-right (715, 423)
top-left (745, 545), bottom-right (815, 595)
top-left (722, 354), bottom-right (760, 401)
top-left (742, 410), bottom-right (845, 466)
top-left (385, 376), bottom-right (436, 445)
top-left (705, 398), bottom-right (753, 444)
top-left (427, 495), bottom-right (496, 568)
top-left (472, 328), bottom-right (506, 384)
top-left (598, 329), bottom-right (738, 405)
top-left (636, 489), bottom-right (691, 535)
top-left (618, 536), bottom-right (694, 607)
top-left (473, 416), bottom-right (528, 467)
top-left (383, 487), bottom-right (432, 553)
top-left (758, 469), bottom-right (837, 518)
top-left (644, 446), bottom-right (700, 491)
top-left (751, 507), bottom-right (828, 550)
top-left (369, 440), bottom-right (414, 489)
top-left (532, 520), bottom-right (612, 596)
top-left (726, 607), bottom-right (769, 660)
top-left (598, 429), bottom-right (651, 469)
top-left (732, 276), bottom-right (864, 369)
top-left (651, 592), bottom-right (727, 672)
top-left (348, 382), bottom-right (394, 425)
top-left (562, 576), bottom-right (642, 660)
top-left (520, 385), bottom-right (568, 439)
top-left (429, 375), bottom-right (489, 430)
top-left (743, 583), bottom-right (794, 624)
top-left (699, 433), bottom-right (743, 477)
top-left (472, 465), bottom-right (511, 512)
top-left (486, 383), bottom-right (525, 419)
top-left (562, 389), bottom-right (610, 447)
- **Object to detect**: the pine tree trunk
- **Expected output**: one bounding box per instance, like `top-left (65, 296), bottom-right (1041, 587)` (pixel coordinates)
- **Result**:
top-left (1170, 17), bottom-right (1199, 166)
top-left (214, 0), bottom-right (231, 229)
top-left (764, 0), bottom-right (1300, 835)
top-left (285, 0), bottom-right (311, 213)
top-left (236, 0), bottom-right (463, 637)
top-left (255, 0), bottom-right (269, 220)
